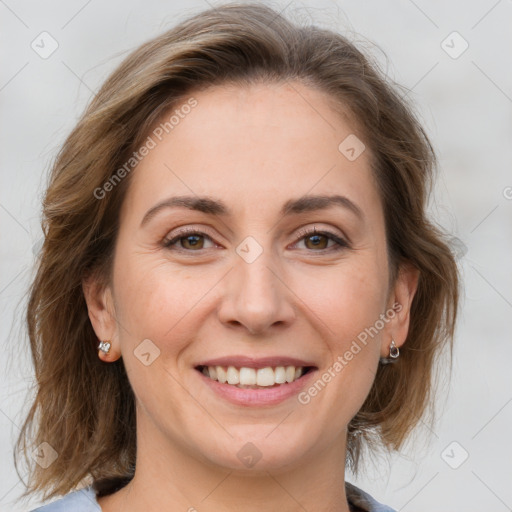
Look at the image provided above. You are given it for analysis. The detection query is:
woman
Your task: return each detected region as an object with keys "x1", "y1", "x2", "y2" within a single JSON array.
[{"x1": 16, "y1": 3, "x2": 459, "y2": 511}]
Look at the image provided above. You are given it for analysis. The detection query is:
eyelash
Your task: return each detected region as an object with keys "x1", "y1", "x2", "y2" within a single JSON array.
[{"x1": 162, "y1": 226, "x2": 350, "y2": 254}]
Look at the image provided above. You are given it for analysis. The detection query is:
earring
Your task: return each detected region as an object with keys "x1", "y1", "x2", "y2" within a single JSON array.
[
  {"x1": 98, "y1": 340, "x2": 111, "y2": 355},
  {"x1": 389, "y1": 339, "x2": 399, "y2": 359},
  {"x1": 379, "y1": 339, "x2": 400, "y2": 364}
]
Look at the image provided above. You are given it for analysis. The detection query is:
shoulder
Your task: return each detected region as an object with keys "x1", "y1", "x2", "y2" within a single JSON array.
[
  {"x1": 346, "y1": 481, "x2": 396, "y2": 512},
  {"x1": 30, "y1": 486, "x2": 101, "y2": 511},
  {"x1": 29, "y1": 481, "x2": 394, "y2": 512}
]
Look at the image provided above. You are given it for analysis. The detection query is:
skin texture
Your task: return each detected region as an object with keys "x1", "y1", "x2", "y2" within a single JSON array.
[{"x1": 83, "y1": 81, "x2": 418, "y2": 512}]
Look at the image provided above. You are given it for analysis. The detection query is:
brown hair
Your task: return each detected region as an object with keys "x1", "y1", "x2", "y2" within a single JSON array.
[{"x1": 15, "y1": 1, "x2": 459, "y2": 502}]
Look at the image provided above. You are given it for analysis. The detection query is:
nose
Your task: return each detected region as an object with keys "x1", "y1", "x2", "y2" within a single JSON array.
[{"x1": 217, "y1": 248, "x2": 296, "y2": 335}]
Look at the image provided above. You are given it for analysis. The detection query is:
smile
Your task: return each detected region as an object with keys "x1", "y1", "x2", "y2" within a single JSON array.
[
  {"x1": 196, "y1": 365, "x2": 315, "y2": 388},
  {"x1": 195, "y1": 364, "x2": 318, "y2": 406}
]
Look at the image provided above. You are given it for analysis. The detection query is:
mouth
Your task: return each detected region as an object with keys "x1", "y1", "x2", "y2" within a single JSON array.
[{"x1": 195, "y1": 364, "x2": 317, "y2": 389}]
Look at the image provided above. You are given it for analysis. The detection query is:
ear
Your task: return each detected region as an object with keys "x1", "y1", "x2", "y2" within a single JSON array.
[
  {"x1": 381, "y1": 262, "x2": 420, "y2": 358},
  {"x1": 82, "y1": 272, "x2": 120, "y2": 361}
]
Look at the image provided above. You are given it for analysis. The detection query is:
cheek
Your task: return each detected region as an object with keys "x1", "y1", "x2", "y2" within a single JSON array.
[
  {"x1": 111, "y1": 255, "x2": 204, "y2": 418},
  {"x1": 291, "y1": 254, "x2": 388, "y2": 409},
  {"x1": 294, "y1": 255, "x2": 389, "y2": 346},
  {"x1": 114, "y1": 258, "x2": 185, "y2": 340},
  {"x1": 112, "y1": 250, "x2": 221, "y2": 365}
]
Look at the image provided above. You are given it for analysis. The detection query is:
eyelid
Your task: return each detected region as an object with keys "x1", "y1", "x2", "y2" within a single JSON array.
[
  {"x1": 163, "y1": 225, "x2": 219, "y2": 249},
  {"x1": 163, "y1": 224, "x2": 350, "y2": 253},
  {"x1": 292, "y1": 226, "x2": 350, "y2": 250}
]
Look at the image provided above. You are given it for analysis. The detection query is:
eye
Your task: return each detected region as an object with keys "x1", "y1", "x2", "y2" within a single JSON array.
[
  {"x1": 162, "y1": 226, "x2": 350, "y2": 253},
  {"x1": 163, "y1": 228, "x2": 217, "y2": 251},
  {"x1": 292, "y1": 226, "x2": 349, "y2": 252}
]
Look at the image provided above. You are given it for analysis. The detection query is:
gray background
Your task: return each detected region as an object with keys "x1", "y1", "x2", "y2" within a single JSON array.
[{"x1": 1, "y1": 0, "x2": 511, "y2": 510}]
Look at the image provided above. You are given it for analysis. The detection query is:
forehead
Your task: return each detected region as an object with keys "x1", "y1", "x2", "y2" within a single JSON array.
[{"x1": 120, "y1": 81, "x2": 379, "y2": 224}]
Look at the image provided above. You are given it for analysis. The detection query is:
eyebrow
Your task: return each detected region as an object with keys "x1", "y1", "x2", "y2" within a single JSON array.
[{"x1": 140, "y1": 193, "x2": 364, "y2": 227}]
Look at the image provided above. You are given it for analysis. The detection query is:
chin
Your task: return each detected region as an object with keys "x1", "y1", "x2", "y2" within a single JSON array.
[{"x1": 192, "y1": 429, "x2": 312, "y2": 473}]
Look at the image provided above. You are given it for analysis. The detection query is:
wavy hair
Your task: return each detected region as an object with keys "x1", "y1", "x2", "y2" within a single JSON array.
[{"x1": 15, "y1": 1, "x2": 459, "y2": 501}]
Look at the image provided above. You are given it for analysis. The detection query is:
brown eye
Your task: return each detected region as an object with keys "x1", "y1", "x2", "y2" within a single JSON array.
[
  {"x1": 179, "y1": 234, "x2": 205, "y2": 250},
  {"x1": 303, "y1": 233, "x2": 330, "y2": 250},
  {"x1": 294, "y1": 227, "x2": 349, "y2": 252},
  {"x1": 163, "y1": 230, "x2": 215, "y2": 251}
]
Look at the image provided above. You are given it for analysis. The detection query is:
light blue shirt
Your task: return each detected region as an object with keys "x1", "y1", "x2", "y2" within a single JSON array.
[{"x1": 31, "y1": 481, "x2": 396, "y2": 511}]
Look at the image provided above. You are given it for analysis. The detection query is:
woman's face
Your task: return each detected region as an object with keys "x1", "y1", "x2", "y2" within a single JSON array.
[{"x1": 86, "y1": 81, "x2": 416, "y2": 473}]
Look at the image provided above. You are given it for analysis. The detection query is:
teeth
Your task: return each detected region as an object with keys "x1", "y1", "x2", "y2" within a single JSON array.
[
  {"x1": 202, "y1": 365, "x2": 307, "y2": 387},
  {"x1": 216, "y1": 366, "x2": 227, "y2": 384},
  {"x1": 256, "y1": 367, "x2": 275, "y2": 386},
  {"x1": 226, "y1": 366, "x2": 240, "y2": 385},
  {"x1": 239, "y1": 367, "x2": 256, "y2": 385},
  {"x1": 274, "y1": 366, "x2": 286, "y2": 383},
  {"x1": 285, "y1": 366, "x2": 295, "y2": 383}
]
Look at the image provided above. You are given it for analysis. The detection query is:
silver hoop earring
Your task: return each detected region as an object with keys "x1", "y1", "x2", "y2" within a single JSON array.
[
  {"x1": 389, "y1": 339, "x2": 399, "y2": 358},
  {"x1": 379, "y1": 339, "x2": 400, "y2": 365},
  {"x1": 98, "y1": 340, "x2": 111, "y2": 355}
]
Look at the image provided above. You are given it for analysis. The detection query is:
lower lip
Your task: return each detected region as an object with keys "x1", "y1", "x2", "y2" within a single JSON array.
[{"x1": 196, "y1": 368, "x2": 318, "y2": 406}]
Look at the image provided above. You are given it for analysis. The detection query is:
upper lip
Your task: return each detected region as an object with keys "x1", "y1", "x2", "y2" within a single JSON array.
[{"x1": 195, "y1": 356, "x2": 318, "y2": 369}]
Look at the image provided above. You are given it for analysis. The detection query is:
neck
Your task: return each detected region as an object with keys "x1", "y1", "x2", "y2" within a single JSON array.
[{"x1": 97, "y1": 417, "x2": 352, "y2": 512}]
